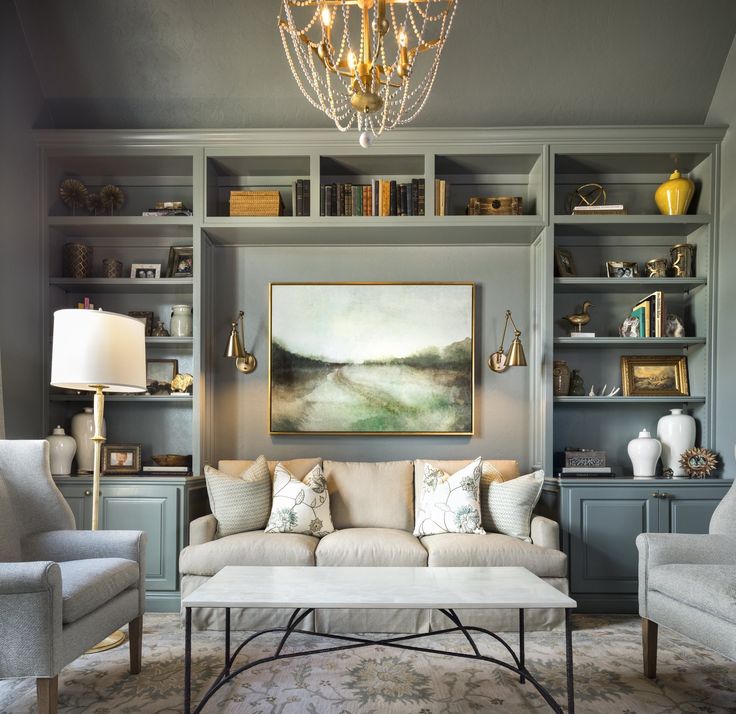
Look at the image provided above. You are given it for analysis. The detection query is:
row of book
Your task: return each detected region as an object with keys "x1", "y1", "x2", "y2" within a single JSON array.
[
  {"x1": 292, "y1": 179, "x2": 310, "y2": 216},
  {"x1": 319, "y1": 179, "x2": 425, "y2": 217},
  {"x1": 632, "y1": 290, "x2": 665, "y2": 337}
]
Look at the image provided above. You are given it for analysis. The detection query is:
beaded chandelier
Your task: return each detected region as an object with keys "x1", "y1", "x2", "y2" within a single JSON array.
[{"x1": 278, "y1": 0, "x2": 458, "y2": 147}]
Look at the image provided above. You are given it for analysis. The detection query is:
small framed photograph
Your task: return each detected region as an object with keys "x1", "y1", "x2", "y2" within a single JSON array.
[
  {"x1": 146, "y1": 358, "x2": 179, "y2": 386},
  {"x1": 128, "y1": 311, "x2": 154, "y2": 336},
  {"x1": 554, "y1": 248, "x2": 577, "y2": 277},
  {"x1": 131, "y1": 263, "x2": 161, "y2": 279},
  {"x1": 102, "y1": 444, "x2": 141, "y2": 474},
  {"x1": 621, "y1": 355, "x2": 690, "y2": 397},
  {"x1": 166, "y1": 246, "x2": 194, "y2": 278},
  {"x1": 606, "y1": 260, "x2": 639, "y2": 278}
]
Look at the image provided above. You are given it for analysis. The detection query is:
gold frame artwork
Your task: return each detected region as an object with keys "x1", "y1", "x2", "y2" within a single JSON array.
[
  {"x1": 101, "y1": 444, "x2": 142, "y2": 475},
  {"x1": 621, "y1": 355, "x2": 690, "y2": 397},
  {"x1": 268, "y1": 282, "x2": 475, "y2": 436}
]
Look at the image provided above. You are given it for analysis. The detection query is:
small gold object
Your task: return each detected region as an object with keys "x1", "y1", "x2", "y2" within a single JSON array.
[
  {"x1": 488, "y1": 309, "x2": 528, "y2": 373},
  {"x1": 679, "y1": 447, "x2": 718, "y2": 478},
  {"x1": 567, "y1": 183, "x2": 606, "y2": 214},
  {"x1": 646, "y1": 258, "x2": 669, "y2": 278},
  {"x1": 171, "y1": 373, "x2": 194, "y2": 394},
  {"x1": 100, "y1": 184, "x2": 125, "y2": 215},
  {"x1": 564, "y1": 301, "x2": 593, "y2": 333},
  {"x1": 59, "y1": 178, "x2": 88, "y2": 215},
  {"x1": 670, "y1": 243, "x2": 695, "y2": 277},
  {"x1": 225, "y1": 311, "x2": 257, "y2": 374}
]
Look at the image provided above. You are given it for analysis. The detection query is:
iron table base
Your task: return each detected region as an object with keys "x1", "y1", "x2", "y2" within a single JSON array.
[{"x1": 184, "y1": 607, "x2": 574, "y2": 713}]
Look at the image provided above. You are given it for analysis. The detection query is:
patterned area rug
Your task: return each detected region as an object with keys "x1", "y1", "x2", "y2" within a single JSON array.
[{"x1": 0, "y1": 614, "x2": 734, "y2": 713}]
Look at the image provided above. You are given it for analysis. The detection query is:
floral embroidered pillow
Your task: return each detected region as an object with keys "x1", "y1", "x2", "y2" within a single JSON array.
[
  {"x1": 265, "y1": 462, "x2": 334, "y2": 537},
  {"x1": 413, "y1": 457, "x2": 485, "y2": 536}
]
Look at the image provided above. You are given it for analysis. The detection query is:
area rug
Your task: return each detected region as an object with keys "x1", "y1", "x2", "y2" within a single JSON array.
[{"x1": 0, "y1": 614, "x2": 734, "y2": 713}]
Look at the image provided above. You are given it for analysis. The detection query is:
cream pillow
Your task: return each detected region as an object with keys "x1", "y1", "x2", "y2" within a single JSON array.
[
  {"x1": 414, "y1": 457, "x2": 485, "y2": 536},
  {"x1": 265, "y1": 462, "x2": 334, "y2": 537},
  {"x1": 204, "y1": 455, "x2": 271, "y2": 537},
  {"x1": 483, "y1": 470, "x2": 545, "y2": 542}
]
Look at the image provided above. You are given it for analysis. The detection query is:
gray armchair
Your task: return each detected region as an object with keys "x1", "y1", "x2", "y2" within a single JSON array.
[
  {"x1": 0, "y1": 440, "x2": 147, "y2": 713},
  {"x1": 637, "y1": 479, "x2": 736, "y2": 677}
]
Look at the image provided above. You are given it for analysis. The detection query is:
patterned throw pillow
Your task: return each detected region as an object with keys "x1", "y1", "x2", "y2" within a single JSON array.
[
  {"x1": 204, "y1": 455, "x2": 271, "y2": 538},
  {"x1": 265, "y1": 463, "x2": 334, "y2": 537},
  {"x1": 483, "y1": 470, "x2": 545, "y2": 542},
  {"x1": 413, "y1": 457, "x2": 485, "y2": 536}
]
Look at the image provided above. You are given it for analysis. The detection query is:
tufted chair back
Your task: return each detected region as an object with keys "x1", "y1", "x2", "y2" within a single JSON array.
[{"x1": 709, "y1": 478, "x2": 736, "y2": 535}]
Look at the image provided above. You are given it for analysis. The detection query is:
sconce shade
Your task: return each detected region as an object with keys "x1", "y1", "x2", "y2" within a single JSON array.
[
  {"x1": 507, "y1": 335, "x2": 527, "y2": 367},
  {"x1": 50, "y1": 309, "x2": 146, "y2": 392},
  {"x1": 224, "y1": 323, "x2": 247, "y2": 358}
]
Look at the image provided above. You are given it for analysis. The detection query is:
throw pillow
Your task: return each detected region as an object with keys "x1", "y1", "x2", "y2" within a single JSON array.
[
  {"x1": 204, "y1": 455, "x2": 271, "y2": 538},
  {"x1": 265, "y1": 462, "x2": 334, "y2": 537},
  {"x1": 413, "y1": 457, "x2": 485, "y2": 536},
  {"x1": 483, "y1": 470, "x2": 545, "y2": 542}
]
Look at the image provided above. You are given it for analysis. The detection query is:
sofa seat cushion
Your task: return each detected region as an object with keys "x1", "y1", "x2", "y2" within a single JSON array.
[
  {"x1": 316, "y1": 528, "x2": 428, "y2": 567},
  {"x1": 422, "y1": 533, "x2": 567, "y2": 578},
  {"x1": 179, "y1": 531, "x2": 318, "y2": 576},
  {"x1": 59, "y1": 557, "x2": 139, "y2": 624},
  {"x1": 649, "y1": 564, "x2": 736, "y2": 625}
]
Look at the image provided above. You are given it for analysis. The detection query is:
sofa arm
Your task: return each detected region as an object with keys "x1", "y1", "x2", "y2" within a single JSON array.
[
  {"x1": 530, "y1": 515, "x2": 560, "y2": 550},
  {"x1": 190, "y1": 514, "x2": 217, "y2": 546},
  {"x1": 23, "y1": 529, "x2": 147, "y2": 565},
  {"x1": 636, "y1": 533, "x2": 736, "y2": 568},
  {"x1": 0, "y1": 562, "x2": 63, "y2": 678}
]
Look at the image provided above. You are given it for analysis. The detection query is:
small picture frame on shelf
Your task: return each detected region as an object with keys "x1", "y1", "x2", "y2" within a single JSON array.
[
  {"x1": 146, "y1": 358, "x2": 179, "y2": 394},
  {"x1": 554, "y1": 248, "x2": 577, "y2": 277},
  {"x1": 606, "y1": 261, "x2": 639, "y2": 278},
  {"x1": 166, "y1": 246, "x2": 194, "y2": 278},
  {"x1": 128, "y1": 311, "x2": 154, "y2": 336},
  {"x1": 131, "y1": 263, "x2": 161, "y2": 279},
  {"x1": 102, "y1": 444, "x2": 141, "y2": 475},
  {"x1": 621, "y1": 355, "x2": 690, "y2": 397}
]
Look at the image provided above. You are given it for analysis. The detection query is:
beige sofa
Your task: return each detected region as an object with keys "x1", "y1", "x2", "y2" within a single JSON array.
[{"x1": 179, "y1": 458, "x2": 568, "y2": 632}]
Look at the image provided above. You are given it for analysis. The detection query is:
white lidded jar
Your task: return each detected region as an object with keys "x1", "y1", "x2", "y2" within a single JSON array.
[
  {"x1": 170, "y1": 304, "x2": 193, "y2": 337},
  {"x1": 71, "y1": 407, "x2": 106, "y2": 473},
  {"x1": 657, "y1": 408, "x2": 696, "y2": 478},
  {"x1": 628, "y1": 428, "x2": 662, "y2": 479},
  {"x1": 46, "y1": 426, "x2": 76, "y2": 475}
]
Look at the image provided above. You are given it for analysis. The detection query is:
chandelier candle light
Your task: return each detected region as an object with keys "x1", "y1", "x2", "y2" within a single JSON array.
[{"x1": 278, "y1": 0, "x2": 458, "y2": 146}]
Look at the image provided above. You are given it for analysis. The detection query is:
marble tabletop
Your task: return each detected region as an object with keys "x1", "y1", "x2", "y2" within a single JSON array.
[{"x1": 182, "y1": 566, "x2": 577, "y2": 610}]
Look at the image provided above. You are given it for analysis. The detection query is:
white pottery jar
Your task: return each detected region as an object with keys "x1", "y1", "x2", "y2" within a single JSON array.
[
  {"x1": 71, "y1": 407, "x2": 106, "y2": 473},
  {"x1": 657, "y1": 408, "x2": 696, "y2": 478},
  {"x1": 46, "y1": 426, "x2": 76, "y2": 475},
  {"x1": 170, "y1": 304, "x2": 193, "y2": 337},
  {"x1": 628, "y1": 428, "x2": 662, "y2": 479}
]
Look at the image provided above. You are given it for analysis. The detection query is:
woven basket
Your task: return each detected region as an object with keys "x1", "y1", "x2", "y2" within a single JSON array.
[
  {"x1": 229, "y1": 190, "x2": 284, "y2": 217},
  {"x1": 467, "y1": 196, "x2": 523, "y2": 216}
]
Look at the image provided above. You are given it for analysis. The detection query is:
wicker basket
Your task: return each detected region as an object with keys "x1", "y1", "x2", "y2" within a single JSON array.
[
  {"x1": 467, "y1": 196, "x2": 523, "y2": 216},
  {"x1": 229, "y1": 190, "x2": 284, "y2": 217}
]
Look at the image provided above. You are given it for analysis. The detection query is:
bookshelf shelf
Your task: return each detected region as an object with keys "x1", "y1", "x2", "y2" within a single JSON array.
[
  {"x1": 553, "y1": 337, "x2": 706, "y2": 348},
  {"x1": 554, "y1": 277, "x2": 706, "y2": 293},
  {"x1": 46, "y1": 216, "x2": 194, "y2": 238},
  {"x1": 552, "y1": 214, "x2": 711, "y2": 237},
  {"x1": 48, "y1": 278, "x2": 193, "y2": 294},
  {"x1": 554, "y1": 396, "x2": 706, "y2": 405},
  {"x1": 49, "y1": 394, "x2": 193, "y2": 403}
]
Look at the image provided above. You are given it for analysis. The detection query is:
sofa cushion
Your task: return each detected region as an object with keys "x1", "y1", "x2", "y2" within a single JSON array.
[
  {"x1": 649, "y1": 564, "x2": 736, "y2": 625},
  {"x1": 316, "y1": 528, "x2": 428, "y2": 567},
  {"x1": 483, "y1": 470, "x2": 545, "y2": 542},
  {"x1": 422, "y1": 533, "x2": 567, "y2": 578},
  {"x1": 204, "y1": 456, "x2": 271, "y2": 537},
  {"x1": 179, "y1": 531, "x2": 318, "y2": 576},
  {"x1": 217, "y1": 458, "x2": 322, "y2": 480},
  {"x1": 324, "y1": 460, "x2": 414, "y2": 531},
  {"x1": 59, "y1": 557, "x2": 139, "y2": 624}
]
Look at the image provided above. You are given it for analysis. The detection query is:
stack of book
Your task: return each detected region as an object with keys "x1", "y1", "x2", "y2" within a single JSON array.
[
  {"x1": 319, "y1": 179, "x2": 425, "y2": 217},
  {"x1": 292, "y1": 179, "x2": 310, "y2": 216},
  {"x1": 434, "y1": 179, "x2": 450, "y2": 216},
  {"x1": 572, "y1": 204, "x2": 627, "y2": 216},
  {"x1": 558, "y1": 466, "x2": 614, "y2": 478},
  {"x1": 142, "y1": 201, "x2": 193, "y2": 217},
  {"x1": 141, "y1": 465, "x2": 192, "y2": 476},
  {"x1": 632, "y1": 290, "x2": 665, "y2": 337}
]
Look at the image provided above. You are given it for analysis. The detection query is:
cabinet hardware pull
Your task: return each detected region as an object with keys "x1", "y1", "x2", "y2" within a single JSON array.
[
  {"x1": 651, "y1": 491, "x2": 661, "y2": 498},
  {"x1": 84, "y1": 490, "x2": 92, "y2": 496}
]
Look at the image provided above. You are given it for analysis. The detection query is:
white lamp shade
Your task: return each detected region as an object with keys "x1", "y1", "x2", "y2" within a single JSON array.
[{"x1": 51, "y1": 309, "x2": 146, "y2": 393}]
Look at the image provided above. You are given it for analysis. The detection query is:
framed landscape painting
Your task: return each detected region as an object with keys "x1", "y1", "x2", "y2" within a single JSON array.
[{"x1": 269, "y1": 282, "x2": 475, "y2": 435}]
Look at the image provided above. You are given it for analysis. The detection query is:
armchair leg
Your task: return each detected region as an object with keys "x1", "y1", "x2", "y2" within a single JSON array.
[
  {"x1": 36, "y1": 676, "x2": 58, "y2": 714},
  {"x1": 642, "y1": 618, "x2": 658, "y2": 679},
  {"x1": 129, "y1": 615, "x2": 143, "y2": 674}
]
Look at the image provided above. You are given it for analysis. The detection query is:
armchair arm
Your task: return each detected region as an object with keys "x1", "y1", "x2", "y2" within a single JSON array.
[
  {"x1": 190, "y1": 514, "x2": 217, "y2": 546},
  {"x1": 0, "y1": 562, "x2": 63, "y2": 678},
  {"x1": 530, "y1": 515, "x2": 560, "y2": 550},
  {"x1": 22, "y1": 529, "x2": 146, "y2": 565}
]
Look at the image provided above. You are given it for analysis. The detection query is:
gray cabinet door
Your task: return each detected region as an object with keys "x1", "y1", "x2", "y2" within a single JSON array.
[
  {"x1": 568, "y1": 486, "x2": 659, "y2": 594},
  {"x1": 658, "y1": 485, "x2": 727, "y2": 534},
  {"x1": 99, "y1": 484, "x2": 179, "y2": 591},
  {"x1": 58, "y1": 483, "x2": 93, "y2": 530}
]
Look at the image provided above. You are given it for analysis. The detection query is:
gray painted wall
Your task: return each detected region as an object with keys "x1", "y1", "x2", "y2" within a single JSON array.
[
  {"x1": 212, "y1": 245, "x2": 533, "y2": 469},
  {"x1": 707, "y1": 35, "x2": 736, "y2": 477},
  {"x1": 0, "y1": 0, "x2": 47, "y2": 437}
]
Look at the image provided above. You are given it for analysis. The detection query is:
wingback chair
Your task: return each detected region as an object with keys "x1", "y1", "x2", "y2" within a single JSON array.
[
  {"x1": 0, "y1": 440, "x2": 147, "y2": 713},
  {"x1": 637, "y1": 479, "x2": 736, "y2": 677}
]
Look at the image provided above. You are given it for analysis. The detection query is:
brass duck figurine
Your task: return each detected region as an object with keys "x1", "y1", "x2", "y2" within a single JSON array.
[{"x1": 565, "y1": 300, "x2": 593, "y2": 333}]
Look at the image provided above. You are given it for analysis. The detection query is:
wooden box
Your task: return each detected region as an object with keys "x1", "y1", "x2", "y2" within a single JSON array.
[
  {"x1": 229, "y1": 190, "x2": 284, "y2": 217},
  {"x1": 467, "y1": 196, "x2": 523, "y2": 216}
]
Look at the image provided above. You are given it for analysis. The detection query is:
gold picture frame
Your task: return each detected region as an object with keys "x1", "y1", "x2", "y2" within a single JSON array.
[
  {"x1": 554, "y1": 248, "x2": 577, "y2": 277},
  {"x1": 101, "y1": 444, "x2": 141, "y2": 475},
  {"x1": 621, "y1": 355, "x2": 690, "y2": 397},
  {"x1": 268, "y1": 282, "x2": 475, "y2": 436}
]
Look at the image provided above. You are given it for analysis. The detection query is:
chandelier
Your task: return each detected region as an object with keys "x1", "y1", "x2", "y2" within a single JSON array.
[{"x1": 278, "y1": 0, "x2": 458, "y2": 147}]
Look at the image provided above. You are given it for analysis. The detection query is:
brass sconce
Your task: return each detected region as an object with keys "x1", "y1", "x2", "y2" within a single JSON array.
[
  {"x1": 224, "y1": 311, "x2": 257, "y2": 374},
  {"x1": 488, "y1": 310, "x2": 528, "y2": 373}
]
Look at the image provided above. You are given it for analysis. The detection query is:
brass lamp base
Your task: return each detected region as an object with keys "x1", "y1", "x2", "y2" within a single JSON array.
[{"x1": 86, "y1": 629, "x2": 126, "y2": 654}]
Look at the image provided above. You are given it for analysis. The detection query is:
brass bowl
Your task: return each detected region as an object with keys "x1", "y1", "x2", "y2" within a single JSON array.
[{"x1": 152, "y1": 454, "x2": 189, "y2": 467}]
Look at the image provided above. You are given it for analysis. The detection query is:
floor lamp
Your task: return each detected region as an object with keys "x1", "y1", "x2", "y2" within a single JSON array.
[{"x1": 50, "y1": 309, "x2": 146, "y2": 650}]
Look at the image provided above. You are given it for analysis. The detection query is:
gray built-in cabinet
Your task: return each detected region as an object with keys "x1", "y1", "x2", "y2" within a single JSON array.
[{"x1": 37, "y1": 127, "x2": 729, "y2": 611}]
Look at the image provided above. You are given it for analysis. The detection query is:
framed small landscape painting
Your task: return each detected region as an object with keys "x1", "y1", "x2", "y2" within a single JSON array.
[{"x1": 269, "y1": 282, "x2": 475, "y2": 435}]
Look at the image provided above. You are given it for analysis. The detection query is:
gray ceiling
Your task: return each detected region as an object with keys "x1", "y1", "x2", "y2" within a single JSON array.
[{"x1": 13, "y1": 0, "x2": 736, "y2": 130}]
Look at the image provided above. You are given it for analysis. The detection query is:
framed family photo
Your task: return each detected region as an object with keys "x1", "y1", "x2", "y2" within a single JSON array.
[{"x1": 101, "y1": 444, "x2": 141, "y2": 474}]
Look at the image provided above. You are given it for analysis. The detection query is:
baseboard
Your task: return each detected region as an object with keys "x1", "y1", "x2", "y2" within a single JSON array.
[
  {"x1": 571, "y1": 594, "x2": 638, "y2": 614},
  {"x1": 146, "y1": 591, "x2": 181, "y2": 613}
]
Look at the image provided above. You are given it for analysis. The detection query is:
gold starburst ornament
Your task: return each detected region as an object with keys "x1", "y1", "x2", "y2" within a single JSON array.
[
  {"x1": 679, "y1": 447, "x2": 718, "y2": 478},
  {"x1": 59, "y1": 178, "x2": 88, "y2": 215},
  {"x1": 100, "y1": 184, "x2": 125, "y2": 215}
]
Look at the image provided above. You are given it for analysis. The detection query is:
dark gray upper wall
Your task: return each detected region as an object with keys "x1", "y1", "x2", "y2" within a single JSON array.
[{"x1": 14, "y1": 0, "x2": 736, "y2": 130}]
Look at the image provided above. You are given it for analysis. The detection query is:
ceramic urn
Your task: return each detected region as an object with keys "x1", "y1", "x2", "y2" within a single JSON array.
[
  {"x1": 46, "y1": 425, "x2": 76, "y2": 475},
  {"x1": 71, "y1": 407, "x2": 106, "y2": 473},
  {"x1": 657, "y1": 408, "x2": 696, "y2": 477},
  {"x1": 655, "y1": 170, "x2": 694, "y2": 215},
  {"x1": 628, "y1": 428, "x2": 662, "y2": 479}
]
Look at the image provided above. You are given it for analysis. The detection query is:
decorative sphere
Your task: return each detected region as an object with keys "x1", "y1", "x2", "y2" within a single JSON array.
[{"x1": 359, "y1": 131, "x2": 374, "y2": 149}]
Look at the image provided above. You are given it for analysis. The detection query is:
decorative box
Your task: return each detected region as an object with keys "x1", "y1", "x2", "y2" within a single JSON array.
[
  {"x1": 565, "y1": 449, "x2": 607, "y2": 468},
  {"x1": 467, "y1": 196, "x2": 523, "y2": 216}
]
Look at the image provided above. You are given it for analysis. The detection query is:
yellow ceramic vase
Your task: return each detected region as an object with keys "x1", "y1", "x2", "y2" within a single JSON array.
[{"x1": 655, "y1": 169, "x2": 694, "y2": 215}]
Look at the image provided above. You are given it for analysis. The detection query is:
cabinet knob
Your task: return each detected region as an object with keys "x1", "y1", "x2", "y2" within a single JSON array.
[
  {"x1": 651, "y1": 491, "x2": 661, "y2": 498},
  {"x1": 660, "y1": 491, "x2": 673, "y2": 499},
  {"x1": 84, "y1": 490, "x2": 92, "y2": 496}
]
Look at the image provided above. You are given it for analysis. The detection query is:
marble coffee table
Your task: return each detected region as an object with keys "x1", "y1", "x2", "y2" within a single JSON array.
[{"x1": 182, "y1": 565, "x2": 576, "y2": 713}]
